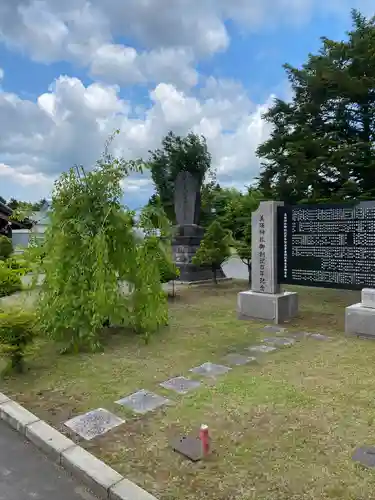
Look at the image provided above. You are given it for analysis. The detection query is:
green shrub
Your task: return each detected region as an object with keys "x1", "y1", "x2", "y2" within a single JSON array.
[
  {"x1": 144, "y1": 237, "x2": 180, "y2": 283},
  {"x1": 159, "y1": 256, "x2": 180, "y2": 283},
  {"x1": 0, "y1": 309, "x2": 36, "y2": 374},
  {"x1": 6, "y1": 257, "x2": 32, "y2": 275},
  {"x1": 0, "y1": 262, "x2": 22, "y2": 297},
  {"x1": 0, "y1": 235, "x2": 13, "y2": 260}
]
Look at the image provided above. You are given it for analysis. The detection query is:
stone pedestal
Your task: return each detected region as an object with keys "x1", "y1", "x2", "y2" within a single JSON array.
[
  {"x1": 238, "y1": 290, "x2": 298, "y2": 323},
  {"x1": 345, "y1": 288, "x2": 375, "y2": 338},
  {"x1": 172, "y1": 224, "x2": 225, "y2": 283},
  {"x1": 237, "y1": 201, "x2": 298, "y2": 324}
]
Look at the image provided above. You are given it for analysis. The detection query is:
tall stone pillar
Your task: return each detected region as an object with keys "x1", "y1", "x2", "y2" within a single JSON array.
[{"x1": 237, "y1": 201, "x2": 298, "y2": 324}]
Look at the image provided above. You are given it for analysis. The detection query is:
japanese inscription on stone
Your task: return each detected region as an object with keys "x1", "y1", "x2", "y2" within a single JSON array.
[
  {"x1": 278, "y1": 201, "x2": 375, "y2": 290},
  {"x1": 258, "y1": 214, "x2": 266, "y2": 292},
  {"x1": 252, "y1": 201, "x2": 281, "y2": 294}
]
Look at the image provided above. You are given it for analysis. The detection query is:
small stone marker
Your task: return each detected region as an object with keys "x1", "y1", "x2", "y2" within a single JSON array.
[
  {"x1": 223, "y1": 354, "x2": 257, "y2": 366},
  {"x1": 160, "y1": 376, "x2": 201, "y2": 394},
  {"x1": 262, "y1": 337, "x2": 295, "y2": 347},
  {"x1": 64, "y1": 408, "x2": 124, "y2": 441},
  {"x1": 247, "y1": 345, "x2": 277, "y2": 354},
  {"x1": 170, "y1": 431, "x2": 212, "y2": 462},
  {"x1": 263, "y1": 325, "x2": 287, "y2": 333},
  {"x1": 116, "y1": 390, "x2": 170, "y2": 414},
  {"x1": 190, "y1": 362, "x2": 231, "y2": 377},
  {"x1": 352, "y1": 446, "x2": 375, "y2": 467},
  {"x1": 309, "y1": 333, "x2": 332, "y2": 341}
]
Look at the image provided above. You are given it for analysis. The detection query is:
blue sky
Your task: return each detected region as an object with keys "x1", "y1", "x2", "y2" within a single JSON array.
[{"x1": 0, "y1": 1, "x2": 370, "y2": 209}]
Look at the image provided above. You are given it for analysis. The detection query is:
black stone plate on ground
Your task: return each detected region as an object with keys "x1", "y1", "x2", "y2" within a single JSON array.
[
  {"x1": 352, "y1": 446, "x2": 375, "y2": 467},
  {"x1": 170, "y1": 434, "x2": 213, "y2": 462}
]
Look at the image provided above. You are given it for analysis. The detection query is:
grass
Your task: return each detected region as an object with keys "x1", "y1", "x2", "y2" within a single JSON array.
[{"x1": 2, "y1": 281, "x2": 375, "y2": 500}]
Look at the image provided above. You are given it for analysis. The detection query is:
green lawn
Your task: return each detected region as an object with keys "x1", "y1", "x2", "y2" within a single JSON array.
[{"x1": 2, "y1": 281, "x2": 375, "y2": 500}]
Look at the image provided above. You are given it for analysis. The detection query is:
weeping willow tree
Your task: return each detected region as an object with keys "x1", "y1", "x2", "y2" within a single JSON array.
[{"x1": 37, "y1": 135, "x2": 169, "y2": 353}]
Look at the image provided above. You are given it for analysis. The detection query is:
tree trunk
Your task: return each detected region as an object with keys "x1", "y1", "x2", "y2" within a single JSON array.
[{"x1": 247, "y1": 260, "x2": 251, "y2": 286}]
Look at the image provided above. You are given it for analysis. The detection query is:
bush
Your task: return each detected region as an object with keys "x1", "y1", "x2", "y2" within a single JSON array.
[
  {"x1": 144, "y1": 237, "x2": 179, "y2": 283},
  {"x1": 0, "y1": 235, "x2": 13, "y2": 260},
  {"x1": 0, "y1": 309, "x2": 36, "y2": 374},
  {"x1": 6, "y1": 257, "x2": 32, "y2": 275},
  {"x1": 0, "y1": 262, "x2": 22, "y2": 297}
]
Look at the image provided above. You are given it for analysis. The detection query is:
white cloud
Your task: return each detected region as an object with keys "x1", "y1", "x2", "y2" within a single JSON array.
[
  {"x1": 0, "y1": 0, "x2": 369, "y2": 204},
  {"x1": 0, "y1": 75, "x2": 274, "y2": 203},
  {"x1": 0, "y1": 0, "x2": 368, "y2": 90}
]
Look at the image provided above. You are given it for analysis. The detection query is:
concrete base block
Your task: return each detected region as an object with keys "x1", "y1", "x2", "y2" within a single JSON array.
[
  {"x1": 361, "y1": 289, "x2": 375, "y2": 309},
  {"x1": 345, "y1": 303, "x2": 375, "y2": 337},
  {"x1": 237, "y1": 290, "x2": 298, "y2": 324}
]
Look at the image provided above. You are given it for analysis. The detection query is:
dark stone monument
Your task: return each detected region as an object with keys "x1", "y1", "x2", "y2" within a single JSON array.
[{"x1": 172, "y1": 170, "x2": 226, "y2": 282}]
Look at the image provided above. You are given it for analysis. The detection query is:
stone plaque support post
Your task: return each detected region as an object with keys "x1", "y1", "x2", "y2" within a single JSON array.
[{"x1": 237, "y1": 201, "x2": 299, "y2": 324}]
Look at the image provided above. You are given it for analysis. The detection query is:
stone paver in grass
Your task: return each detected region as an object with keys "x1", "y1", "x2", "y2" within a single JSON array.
[
  {"x1": 247, "y1": 345, "x2": 277, "y2": 354},
  {"x1": 190, "y1": 362, "x2": 231, "y2": 377},
  {"x1": 64, "y1": 408, "x2": 124, "y2": 441},
  {"x1": 309, "y1": 333, "x2": 332, "y2": 341},
  {"x1": 289, "y1": 331, "x2": 311, "y2": 340},
  {"x1": 262, "y1": 337, "x2": 295, "y2": 347},
  {"x1": 352, "y1": 446, "x2": 375, "y2": 468},
  {"x1": 263, "y1": 325, "x2": 287, "y2": 333},
  {"x1": 160, "y1": 376, "x2": 201, "y2": 395},
  {"x1": 223, "y1": 353, "x2": 257, "y2": 366},
  {"x1": 116, "y1": 390, "x2": 170, "y2": 414}
]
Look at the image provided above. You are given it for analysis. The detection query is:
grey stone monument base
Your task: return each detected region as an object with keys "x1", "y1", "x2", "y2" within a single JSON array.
[
  {"x1": 345, "y1": 289, "x2": 375, "y2": 338},
  {"x1": 172, "y1": 224, "x2": 225, "y2": 283},
  {"x1": 237, "y1": 290, "x2": 299, "y2": 324}
]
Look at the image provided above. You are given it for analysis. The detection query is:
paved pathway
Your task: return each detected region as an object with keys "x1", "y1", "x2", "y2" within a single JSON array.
[{"x1": 0, "y1": 420, "x2": 96, "y2": 500}]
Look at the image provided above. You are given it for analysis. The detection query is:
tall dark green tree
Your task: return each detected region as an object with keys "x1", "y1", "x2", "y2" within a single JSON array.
[
  {"x1": 257, "y1": 10, "x2": 375, "y2": 204},
  {"x1": 147, "y1": 131, "x2": 213, "y2": 223}
]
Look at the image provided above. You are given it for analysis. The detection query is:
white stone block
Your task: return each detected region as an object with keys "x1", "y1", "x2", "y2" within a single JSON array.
[
  {"x1": 345, "y1": 302, "x2": 375, "y2": 337},
  {"x1": 238, "y1": 290, "x2": 298, "y2": 323},
  {"x1": 0, "y1": 401, "x2": 40, "y2": 432},
  {"x1": 26, "y1": 420, "x2": 75, "y2": 461},
  {"x1": 61, "y1": 445, "x2": 123, "y2": 498},
  {"x1": 361, "y1": 288, "x2": 375, "y2": 309},
  {"x1": 109, "y1": 478, "x2": 158, "y2": 500}
]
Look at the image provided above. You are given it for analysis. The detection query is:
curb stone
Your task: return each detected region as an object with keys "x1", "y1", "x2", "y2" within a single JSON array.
[{"x1": 0, "y1": 392, "x2": 159, "y2": 500}]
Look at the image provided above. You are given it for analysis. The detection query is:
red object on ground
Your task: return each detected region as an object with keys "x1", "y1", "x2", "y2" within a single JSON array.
[{"x1": 199, "y1": 424, "x2": 210, "y2": 456}]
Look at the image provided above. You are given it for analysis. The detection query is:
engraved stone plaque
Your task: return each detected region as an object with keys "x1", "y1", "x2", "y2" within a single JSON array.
[
  {"x1": 174, "y1": 171, "x2": 200, "y2": 226},
  {"x1": 277, "y1": 201, "x2": 375, "y2": 290}
]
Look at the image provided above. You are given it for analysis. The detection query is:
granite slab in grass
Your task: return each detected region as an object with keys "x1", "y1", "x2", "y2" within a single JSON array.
[
  {"x1": 116, "y1": 390, "x2": 170, "y2": 414},
  {"x1": 160, "y1": 376, "x2": 201, "y2": 395},
  {"x1": 65, "y1": 408, "x2": 124, "y2": 440},
  {"x1": 190, "y1": 362, "x2": 231, "y2": 377}
]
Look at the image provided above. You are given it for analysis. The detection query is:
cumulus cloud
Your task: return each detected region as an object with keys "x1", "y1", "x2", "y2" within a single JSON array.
[
  {"x1": 0, "y1": 0, "x2": 369, "y2": 203},
  {"x1": 0, "y1": 0, "x2": 368, "y2": 89},
  {"x1": 0, "y1": 74, "x2": 273, "y2": 202}
]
